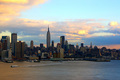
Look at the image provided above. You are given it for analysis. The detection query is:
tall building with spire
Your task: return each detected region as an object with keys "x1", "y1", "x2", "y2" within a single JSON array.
[{"x1": 46, "y1": 27, "x2": 50, "y2": 48}]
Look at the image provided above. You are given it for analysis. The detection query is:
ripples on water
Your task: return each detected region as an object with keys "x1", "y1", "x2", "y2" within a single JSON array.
[{"x1": 0, "y1": 60, "x2": 120, "y2": 80}]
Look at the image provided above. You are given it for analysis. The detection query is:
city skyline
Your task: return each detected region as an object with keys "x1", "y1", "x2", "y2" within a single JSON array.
[{"x1": 0, "y1": 0, "x2": 120, "y2": 49}]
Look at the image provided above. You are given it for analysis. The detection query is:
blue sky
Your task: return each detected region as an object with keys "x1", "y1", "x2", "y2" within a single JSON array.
[
  {"x1": 20, "y1": 0, "x2": 120, "y2": 21},
  {"x1": 0, "y1": 0, "x2": 120, "y2": 49}
]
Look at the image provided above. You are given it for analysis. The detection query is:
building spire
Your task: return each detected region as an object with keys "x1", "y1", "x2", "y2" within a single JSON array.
[{"x1": 48, "y1": 25, "x2": 49, "y2": 32}]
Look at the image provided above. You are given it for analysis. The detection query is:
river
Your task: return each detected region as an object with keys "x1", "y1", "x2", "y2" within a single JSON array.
[{"x1": 0, "y1": 60, "x2": 120, "y2": 80}]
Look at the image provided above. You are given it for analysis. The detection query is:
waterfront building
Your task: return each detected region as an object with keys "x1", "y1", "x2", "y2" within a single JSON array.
[
  {"x1": 60, "y1": 48, "x2": 64, "y2": 58},
  {"x1": 1, "y1": 49, "x2": 12, "y2": 60},
  {"x1": 46, "y1": 27, "x2": 50, "y2": 48},
  {"x1": 1, "y1": 50, "x2": 7, "y2": 60},
  {"x1": 60, "y1": 36, "x2": 65, "y2": 48},
  {"x1": 41, "y1": 52, "x2": 49, "y2": 59},
  {"x1": 11, "y1": 33, "x2": 17, "y2": 56},
  {"x1": 30, "y1": 40, "x2": 34, "y2": 49},
  {"x1": 15, "y1": 41, "x2": 25, "y2": 59}
]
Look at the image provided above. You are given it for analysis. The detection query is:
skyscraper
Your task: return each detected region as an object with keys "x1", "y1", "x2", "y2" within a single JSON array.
[
  {"x1": 40, "y1": 43, "x2": 43, "y2": 48},
  {"x1": 1, "y1": 36, "x2": 10, "y2": 50},
  {"x1": 47, "y1": 27, "x2": 50, "y2": 48},
  {"x1": 11, "y1": 33, "x2": 17, "y2": 56},
  {"x1": 60, "y1": 36, "x2": 65, "y2": 48},
  {"x1": 15, "y1": 41, "x2": 25, "y2": 59},
  {"x1": 1, "y1": 36, "x2": 7, "y2": 50},
  {"x1": 52, "y1": 40, "x2": 54, "y2": 48},
  {"x1": 30, "y1": 40, "x2": 33, "y2": 49},
  {"x1": 64, "y1": 40, "x2": 68, "y2": 52},
  {"x1": 6, "y1": 36, "x2": 10, "y2": 49},
  {"x1": 81, "y1": 43, "x2": 84, "y2": 47}
]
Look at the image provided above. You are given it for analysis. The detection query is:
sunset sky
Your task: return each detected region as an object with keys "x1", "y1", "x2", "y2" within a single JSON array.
[{"x1": 0, "y1": 0, "x2": 120, "y2": 49}]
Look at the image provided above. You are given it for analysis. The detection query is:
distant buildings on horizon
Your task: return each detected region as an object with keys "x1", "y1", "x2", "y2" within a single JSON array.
[{"x1": 0, "y1": 27, "x2": 120, "y2": 61}]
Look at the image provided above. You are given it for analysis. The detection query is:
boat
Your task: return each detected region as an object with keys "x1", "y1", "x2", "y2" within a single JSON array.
[{"x1": 11, "y1": 65, "x2": 19, "y2": 68}]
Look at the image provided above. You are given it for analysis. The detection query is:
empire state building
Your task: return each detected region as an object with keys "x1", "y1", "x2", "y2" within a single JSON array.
[{"x1": 47, "y1": 27, "x2": 50, "y2": 48}]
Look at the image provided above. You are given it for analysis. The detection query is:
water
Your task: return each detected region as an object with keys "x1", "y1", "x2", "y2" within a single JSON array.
[{"x1": 0, "y1": 60, "x2": 120, "y2": 80}]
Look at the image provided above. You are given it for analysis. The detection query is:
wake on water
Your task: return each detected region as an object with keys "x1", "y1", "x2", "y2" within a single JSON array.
[{"x1": 11, "y1": 63, "x2": 62, "y2": 68}]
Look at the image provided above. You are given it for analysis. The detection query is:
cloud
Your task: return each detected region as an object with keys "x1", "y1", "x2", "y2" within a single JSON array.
[
  {"x1": 78, "y1": 30, "x2": 88, "y2": 35},
  {"x1": 19, "y1": 18, "x2": 54, "y2": 27},
  {"x1": 0, "y1": 30, "x2": 11, "y2": 42},
  {"x1": 0, "y1": 0, "x2": 28, "y2": 4},
  {"x1": 0, "y1": 0, "x2": 47, "y2": 25},
  {"x1": 0, "y1": 18, "x2": 120, "y2": 47},
  {"x1": 1, "y1": 0, "x2": 120, "y2": 47},
  {"x1": 90, "y1": 32, "x2": 118, "y2": 37},
  {"x1": 109, "y1": 21, "x2": 119, "y2": 26}
]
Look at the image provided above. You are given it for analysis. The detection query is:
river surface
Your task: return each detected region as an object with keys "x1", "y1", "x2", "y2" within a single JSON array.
[{"x1": 0, "y1": 60, "x2": 120, "y2": 80}]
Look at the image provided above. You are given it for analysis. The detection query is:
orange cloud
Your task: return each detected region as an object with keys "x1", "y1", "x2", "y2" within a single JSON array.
[
  {"x1": 20, "y1": 18, "x2": 54, "y2": 27},
  {"x1": 0, "y1": 0, "x2": 47, "y2": 25},
  {"x1": 0, "y1": 0, "x2": 28, "y2": 4}
]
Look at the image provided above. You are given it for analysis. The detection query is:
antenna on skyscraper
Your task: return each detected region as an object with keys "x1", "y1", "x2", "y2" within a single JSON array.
[{"x1": 48, "y1": 25, "x2": 49, "y2": 31}]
